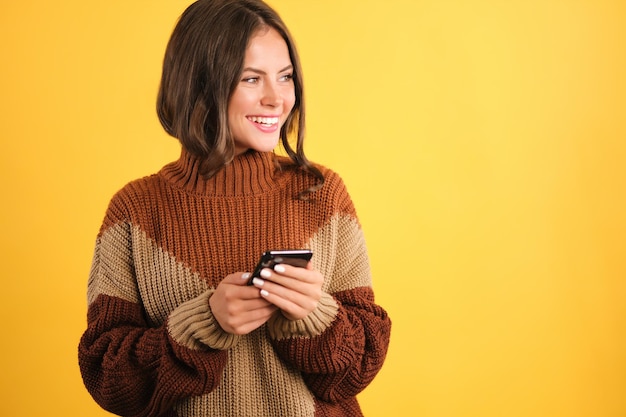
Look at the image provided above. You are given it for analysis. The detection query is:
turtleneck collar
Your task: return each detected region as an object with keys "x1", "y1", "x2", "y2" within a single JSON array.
[{"x1": 159, "y1": 149, "x2": 280, "y2": 197}]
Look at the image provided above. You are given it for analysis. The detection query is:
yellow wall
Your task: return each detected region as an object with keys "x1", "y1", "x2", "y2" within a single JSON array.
[{"x1": 1, "y1": 1, "x2": 625, "y2": 416}]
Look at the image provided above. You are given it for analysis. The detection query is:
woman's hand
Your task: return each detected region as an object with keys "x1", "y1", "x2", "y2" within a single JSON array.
[
  {"x1": 209, "y1": 272, "x2": 278, "y2": 335},
  {"x1": 251, "y1": 262, "x2": 324, "y2": 321}
]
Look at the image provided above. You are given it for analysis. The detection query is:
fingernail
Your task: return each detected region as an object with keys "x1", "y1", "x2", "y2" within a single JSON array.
[
  {"x1": 252, "y1": 278, "x2": 265, "y2": 286},
  {"x1": 260, "y1": 269, "x2": 272, "y2": 279},
  {"x1": 274, "y1": 264, "x2": 286, "y2": 273},
  {"x1": 242, "y1": 273, "x2": 251, "y2": 280},
  {"x1": 260, "y1": 289, "x2": 269, "y2": 297}
]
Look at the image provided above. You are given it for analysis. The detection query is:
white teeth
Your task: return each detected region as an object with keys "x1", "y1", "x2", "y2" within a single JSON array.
[{"x1": 248, "y1": 116, "x2": 279, "y2": 125}]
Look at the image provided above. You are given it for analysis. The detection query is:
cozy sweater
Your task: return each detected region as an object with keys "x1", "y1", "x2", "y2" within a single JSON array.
[{"x1": 78, "y1": 149, "x2": 391, "y2": 417}]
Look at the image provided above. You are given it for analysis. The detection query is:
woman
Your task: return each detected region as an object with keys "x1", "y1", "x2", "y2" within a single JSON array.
[{"x1": 78, "y1": 1, "x2": 391, "y2": 416}]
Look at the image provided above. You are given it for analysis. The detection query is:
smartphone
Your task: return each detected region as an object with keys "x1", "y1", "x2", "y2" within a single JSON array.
[{"x1": 248, "y1": 249, "x2": 313, "y2": 285}]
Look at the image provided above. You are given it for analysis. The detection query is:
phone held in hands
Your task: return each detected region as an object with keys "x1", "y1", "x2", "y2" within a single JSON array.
[{"x1": 247, "y1": 249, "x2": 313, "y2": 285}]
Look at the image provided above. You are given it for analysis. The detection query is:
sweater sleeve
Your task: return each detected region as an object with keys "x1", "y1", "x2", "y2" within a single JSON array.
[
  {"x1": 78, "y1": 213, "x2": 230, "y2": 417},
  {"x1": 267, "y1": 287, "x2": 390, "y2": 403},
  {"x1": 266, "y1": 175, "x2": 392, "y2": 404}
]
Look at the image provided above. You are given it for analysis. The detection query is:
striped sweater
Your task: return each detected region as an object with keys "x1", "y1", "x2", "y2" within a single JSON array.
[{"x1": 78, "y1": 149, "x2": 391, "y2": 417}]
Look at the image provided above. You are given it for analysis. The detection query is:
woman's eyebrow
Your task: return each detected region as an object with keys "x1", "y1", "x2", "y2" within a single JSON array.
[{"x1": 242, "y1": 64, "x2": 293, "y2": 74}]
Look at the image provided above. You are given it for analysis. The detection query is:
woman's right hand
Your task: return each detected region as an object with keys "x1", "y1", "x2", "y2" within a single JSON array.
[{"x1": 208, "y1": 272, "x2": 278, "y2": 335}]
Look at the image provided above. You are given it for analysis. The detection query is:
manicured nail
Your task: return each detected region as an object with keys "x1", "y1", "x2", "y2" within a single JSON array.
[
  {"x1": 260, "y1": 269, "x2": 272, "y2": 279},
  {"x1": 242, "y1": 273, "x2": 251, "y2": 280},
  {"x1": 252, "y1": 278, "x2": 264, "y2": 286},
  {"x1": 260, "y1": 289, "x2": 269, "y2": 297},
  {"x1": 274, "y1": 264, "x2": 286, "y2": 273}
]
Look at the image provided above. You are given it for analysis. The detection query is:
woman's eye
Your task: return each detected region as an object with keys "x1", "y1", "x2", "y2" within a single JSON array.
[
  {"x1": 280, "y1": 73, "x2": 293, "y2": 82},
  {"x1": 242, "y1": 77, "x2": 258, "y2": 84}
]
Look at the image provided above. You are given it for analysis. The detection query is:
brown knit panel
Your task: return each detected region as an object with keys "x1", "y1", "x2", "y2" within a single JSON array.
[
  {"x1": 119, "y1": 185, "x2": 329, "y2": 288},
  {"x1": 96, "y1": 152, "x2": 358, "y2": 290}
]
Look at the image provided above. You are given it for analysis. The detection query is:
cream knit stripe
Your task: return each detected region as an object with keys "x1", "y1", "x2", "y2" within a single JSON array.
[
  {"x1": 174, "y1": 330, "x2": 315, "y2": 417},
  {"x1": 88, "y1": 221, "x2": 140, "y2": 306},
  {"x1": 167, "y1": 289, "x2": 241, "y2": 351},
  {"x1": 131, "y1": 223, "x2": 211, "y2": 327},
  {"x1": 309, "y1": 213, "x2": 372, "y2": 294}
]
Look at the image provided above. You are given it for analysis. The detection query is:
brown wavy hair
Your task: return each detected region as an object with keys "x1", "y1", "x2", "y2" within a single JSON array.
[{"x1": 157, "y1": 0, "x2": 324, "y2": 198}]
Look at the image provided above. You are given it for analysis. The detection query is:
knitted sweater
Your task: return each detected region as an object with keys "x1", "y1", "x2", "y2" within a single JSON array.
[{"x1": 78, "y1": 149, "x2": 391, "y2": 417}]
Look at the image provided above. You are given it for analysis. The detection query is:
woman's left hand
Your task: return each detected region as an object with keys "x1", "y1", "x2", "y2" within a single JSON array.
[{"x1": 250, "y1": 262, "x2": 323, "y2": 321}]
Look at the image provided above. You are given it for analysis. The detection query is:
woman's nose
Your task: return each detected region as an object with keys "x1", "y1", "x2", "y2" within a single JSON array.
[{"x1": 261, "y1": 82, "x2": 282, "y2": 107}]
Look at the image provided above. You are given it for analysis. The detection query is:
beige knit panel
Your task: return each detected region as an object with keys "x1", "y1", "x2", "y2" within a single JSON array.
[
  {"x1": 131, "y1": 225, "x2": 210, "y2": 327},
  {"x1": 89, "y1": 222, "x2": 210, "y2": 327},
  {"x1": 174, "y1": 329, "x2": 315, "y2": 417},
  {"x1": 88, "y1": 222, "x2": 141, "y2": 306},
  {"x1": 309, "y1": 213, "x2": 372, "y2": 294}
]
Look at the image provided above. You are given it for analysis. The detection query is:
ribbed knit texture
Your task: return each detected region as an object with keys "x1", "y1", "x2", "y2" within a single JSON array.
[{"x1": 78, "y1": 149, "x2": 391, "y2": 417}]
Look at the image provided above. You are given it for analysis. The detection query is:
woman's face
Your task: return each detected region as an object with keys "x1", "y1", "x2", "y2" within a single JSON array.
[{"x1": 228, "y1": 27, "x2": 296, "y2": 155}]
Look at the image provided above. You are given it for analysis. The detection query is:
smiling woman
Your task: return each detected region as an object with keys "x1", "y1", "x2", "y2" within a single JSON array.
[
  {"x1": 76, "y1": 1, "x2": 391, "y2": 416},
  {"x1": 155, "y1": 0, "x2": 319, "y2": 187}
]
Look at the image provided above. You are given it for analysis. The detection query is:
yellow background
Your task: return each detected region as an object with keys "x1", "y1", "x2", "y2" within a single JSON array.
[{"x1": 1, "y1": 0, "x2": 625, "y2": 416}]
